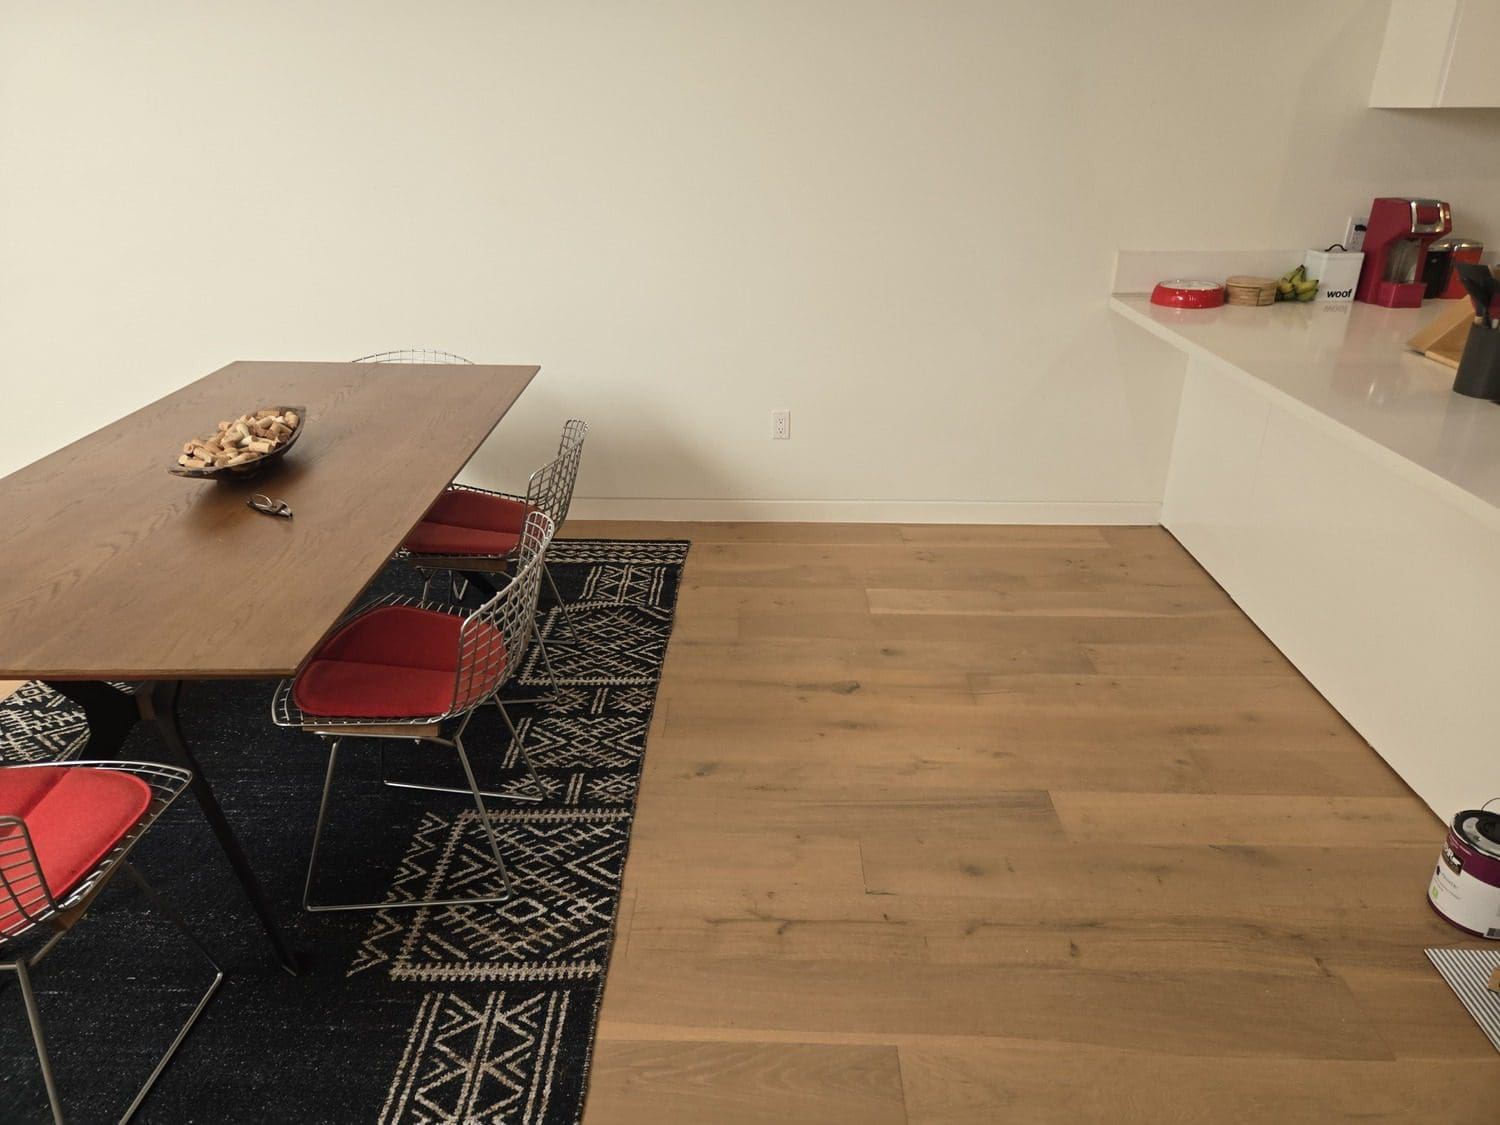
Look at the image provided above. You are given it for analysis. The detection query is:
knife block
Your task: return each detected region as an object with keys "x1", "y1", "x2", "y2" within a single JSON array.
[{"x1": 1452, "y1": 324, "x2": 1500, "y2": 400}]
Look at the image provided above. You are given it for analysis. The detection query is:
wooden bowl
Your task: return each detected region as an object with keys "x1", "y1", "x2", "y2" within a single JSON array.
[
  {"x1": 168, "y1": 406, "x2": 307, "y2": 480},
  {"x1": 1224, "y1": 276, "x2": 1279, "y2": 307}
]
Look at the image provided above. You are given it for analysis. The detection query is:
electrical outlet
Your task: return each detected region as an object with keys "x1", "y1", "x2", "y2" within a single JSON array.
[
  {"x1": 1343, "y1": 215, "x2": 1368, "y2": 252},
  {"x1": 772, "y1": 410, "x2": 791, "y2": 440}
]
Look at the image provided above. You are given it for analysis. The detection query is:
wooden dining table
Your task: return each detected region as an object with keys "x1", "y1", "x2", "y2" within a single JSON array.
[{"x1": 0, "y1": 360, "x2": 538, "y2": 972}]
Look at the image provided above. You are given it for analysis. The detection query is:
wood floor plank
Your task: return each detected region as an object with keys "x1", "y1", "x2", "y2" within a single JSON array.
[
  {"x1": 661, "y1": 647, "x2": 979, "y2": 697},
  {"x1": 598, "y1": 956, "x2": 1393, "y2": 1060},
  {"x1": 621, "y1": 826, "x2": 865, "y2": 894},
  {"x1": 666, "y1": 635, "x2": 1096, "y2": 679},
  {"x1": 868, "y1": 585, "x2": 1238, "y2": 618},
  {"x1": 663, "y1": 611, "x2": 741, "y2": 643},
  {"x1": 1329, "y1": 967, "x2": 1498, "y2": 1059},
  {"x1": 586, "y1": 1040, "x2": 908, "y2": 1125},
  {"x1": 968, "y1": 670, "x2": 1337, "y2": 716},
  {"x1": 896, "y1": 1042, "x2": 1497, "y2": 1124},
  {"x1": 621, "y1": 890, "x2": 1316, "y2": 975},
  {"x1": 657, "y1": 688, "x2": 984, "y2": 741},
  {"x1": 854, "y1": 609, "x2": 1277, "y2": 647},
  {"x1": 681, "y1": 585, "x2": 875, "y2": 618},
  {"x1": 621, "y1": 889, "x2": 1074, "y2": 968},
  {"x1": 898, "y1": 525, "x2": 1112, "y2": 548},
  {"x1": 663, "y1": 700, "x2": 1361, "y2": 758},
  {"x1": 634, "y1": 786, "x2": 1063, "y2": 844},
  {"x1": 620, "y1": 889, "x2": 1477, "y2": 977},
  {"x1": 1049, "y1": 792, "x2": 1439, "y2": 847},
  {"x1": 1080, "y1": 640, "x2": 1298, "y2": 676},
  {"x1": 687, "y1": 541, "x2": 1206, "y2": 591},
  {"x1": 642, "y1": 730, "x2": 1209, "y2": 798},
  {"x1": 857, "y1": 839, "x2": 1440, "y2": 908},
  {"x1": 1187, "y1": 744, "x2": 1413, "y2": 798}
]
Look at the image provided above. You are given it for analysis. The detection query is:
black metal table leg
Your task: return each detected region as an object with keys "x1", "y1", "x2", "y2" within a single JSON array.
[
  {"x1": 459, "y1": 570, "x2": 500, "y2": 599},
  {"x1": 137, "y1": 680, "x2": 307, "y2": 975},
  {"x1": 44, "y1": 678, "x2": 307, "y2": 976}
]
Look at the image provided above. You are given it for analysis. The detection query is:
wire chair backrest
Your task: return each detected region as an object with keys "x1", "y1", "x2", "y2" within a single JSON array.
[
  {"x1": 0, "y1": 761, "x2": 191, "y2": 943},
  {"x1": 526, "y1": 420, "x2": 588, "y2": 527},
  {"x1": 451, "y1": 510, "x2": 555, "y2": 713},
  {"x1": 352, "y1": 350, "x2": 475, "y2": 365},
  {"x1": 0, "y1": 815, "x2": 55, "y2": 937}
]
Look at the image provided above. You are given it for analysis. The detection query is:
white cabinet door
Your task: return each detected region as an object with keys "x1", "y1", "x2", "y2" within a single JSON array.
[
  {"x1": 1161, "y1": 359, "x2": 1270, "y2": 585},
  {"x1": 1439, "y1": 1, "x2": 1500, "y2": 106},
  {"x1": 1369, "y1": 0, "x2": 1500, "y2": 108}
]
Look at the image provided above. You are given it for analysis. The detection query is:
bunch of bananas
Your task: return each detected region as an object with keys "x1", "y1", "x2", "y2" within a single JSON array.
[{"x1": 1276, "y1": 265, "x2": 1320, "y2": 302}]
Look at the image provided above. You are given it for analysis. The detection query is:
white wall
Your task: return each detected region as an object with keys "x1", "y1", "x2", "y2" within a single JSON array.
[{"x1": 2, "y1": 1, "x2": 1498, "y2": 520}]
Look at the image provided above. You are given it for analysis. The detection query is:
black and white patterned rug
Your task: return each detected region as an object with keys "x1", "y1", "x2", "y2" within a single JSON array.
[
  {"x1": 0, "y1": 538, "x2": 686, "y2": 1124},
  {"x1": 0, "y1": 680, "x2": 95, "y2": 764}
]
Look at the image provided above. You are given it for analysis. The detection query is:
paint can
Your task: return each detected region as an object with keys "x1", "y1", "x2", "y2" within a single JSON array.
[{"x1": 1428, "y1": 804, "x2": 1500, "y2": 939}]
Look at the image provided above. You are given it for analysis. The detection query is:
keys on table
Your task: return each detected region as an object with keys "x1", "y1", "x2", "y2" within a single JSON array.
[{"x1": 246, "y1": 494, "x2": 293, "y2": 519}]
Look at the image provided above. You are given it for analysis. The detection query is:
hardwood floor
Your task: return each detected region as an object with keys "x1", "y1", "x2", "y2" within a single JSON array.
[
  {"x1": 0, "y1": 528, "x2": 1486, "y2": 1118},
  {"x1": 565, "y1": 522, "x2": 1496, "y2": 1124}
]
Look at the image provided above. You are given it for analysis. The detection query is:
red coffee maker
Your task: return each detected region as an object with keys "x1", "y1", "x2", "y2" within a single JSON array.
[{"x1": 1356, "y1": 197, "x2": 1452, "y2": 307}]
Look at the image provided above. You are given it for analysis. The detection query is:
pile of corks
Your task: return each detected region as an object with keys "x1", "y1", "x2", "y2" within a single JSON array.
[{"x1": 178, "y1": 409, "x2": 300, "y2": 470}]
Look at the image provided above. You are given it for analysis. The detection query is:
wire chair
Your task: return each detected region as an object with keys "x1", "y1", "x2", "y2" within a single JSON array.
[
  {"x1": 348, "y1": 351, "x2": 586, "y2": 678},
  {"x1": 351, "y1": 349, "x2": 473, "y2": 601},
  {"x1": 351, "y1": 349, "x2": 475, "y2": 365},
  {"x1": 271, "y1": 511, "x2": 556, "y2": 913},
  {"x1": 399, "y1": 419, "x2": 589, "y2": 631},
  {"x1": 1, "y1": 760, "x2": 222, "y2": 1124}
]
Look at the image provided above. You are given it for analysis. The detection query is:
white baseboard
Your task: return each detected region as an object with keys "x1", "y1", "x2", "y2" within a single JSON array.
[{"x1": 567, "y1": 497, "x2": 1162, "y2": 524}]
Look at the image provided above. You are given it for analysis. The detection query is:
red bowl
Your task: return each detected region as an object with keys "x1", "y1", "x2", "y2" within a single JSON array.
[{"x1": 1151, "y1": 281, "x2": 1224, "y2": 309}]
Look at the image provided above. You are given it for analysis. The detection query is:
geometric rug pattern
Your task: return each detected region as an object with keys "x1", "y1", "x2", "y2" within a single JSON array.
[
  {"x1": 0, "y1": 537, "x2": 686, "y2": 1125},
  {"x1": 0, "y1": 679, "x2": 94, "y2": 764},
  {"x1": 379, "y1": 988, "x2": 576, "y2": 1125},
  {"x1": 348, "y1": 807, "x2": 633, "y2": 984},
  {"x1": 0, "y1": 679, "x2": 135, "y2": 764}
]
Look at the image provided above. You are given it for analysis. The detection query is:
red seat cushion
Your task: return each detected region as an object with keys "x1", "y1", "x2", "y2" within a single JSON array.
[
  {"x1": 403, "y1": 491, "x2": 531, "y2": 558},
  {"x1": 0, "y1": 766, "x2": 153, "y2": 936},
  {"x1": 293, "y1": 604, "x2": 507, "y2": 720}
]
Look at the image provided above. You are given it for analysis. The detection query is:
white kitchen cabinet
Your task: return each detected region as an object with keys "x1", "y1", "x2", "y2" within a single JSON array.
[
  {"x1": 1110, "y1": 292, "x2": 1500, "y2": 823},
  {"x1": 1369, "y1": 0, "x2": 1500, "y2": 108},
  {"x1": 1163, "y1": 360, "x2": 1500, "y2": 823}
]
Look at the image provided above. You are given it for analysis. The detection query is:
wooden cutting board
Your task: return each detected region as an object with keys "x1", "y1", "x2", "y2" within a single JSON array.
[{"x1": 1407, "y1": 300, "x2": 1476, "y2": 369}]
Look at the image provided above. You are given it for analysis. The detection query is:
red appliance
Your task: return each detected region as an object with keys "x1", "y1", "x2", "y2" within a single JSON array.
[
  {"x1": 1356, "y1": 197, "x2": 1452, "y2": 308},
  {"x1": 1442, "y1": 239, "x2": 1484, "y2": 300},
  {"x1": 1422, "y1": 238, "x2": 1485, "y2": 300}
]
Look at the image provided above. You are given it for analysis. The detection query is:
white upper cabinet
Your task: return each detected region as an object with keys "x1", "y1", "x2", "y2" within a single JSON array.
[{"x1": 1369, "y1": 0, "x2": 1500, "y2": 107}]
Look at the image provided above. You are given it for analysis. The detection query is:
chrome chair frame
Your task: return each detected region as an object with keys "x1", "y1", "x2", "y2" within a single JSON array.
[
  {"x1": 352, "y1": 349, "x2": 477, "y2": 599},
  {"x1": 400, "y1": 418, "x2": 588, "y2": 635},
  {"x1": 351, "y1": 348, "x2": 475, "y2": 366},
  {"x1": 270, "y1": 512, "x2": 556, "y2": 913},
  {"x1": 1, "y1": 760, "x2": 223, "y2": 1125}
]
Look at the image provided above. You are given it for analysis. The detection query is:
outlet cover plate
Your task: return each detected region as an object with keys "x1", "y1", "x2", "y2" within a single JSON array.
[{"x1": 1343, "y1": 215, "x2": 1368, "y2": 252}]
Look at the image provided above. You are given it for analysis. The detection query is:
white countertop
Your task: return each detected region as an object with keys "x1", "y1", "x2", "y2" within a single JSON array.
[{"x1": 1110, "y1": 293, "x2": 1500, "y2": 525}]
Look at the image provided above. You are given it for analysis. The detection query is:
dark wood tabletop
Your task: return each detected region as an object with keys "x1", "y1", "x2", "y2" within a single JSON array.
[{"x1": 0, "y1": 360, "x2": 537, "y2": 680}]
